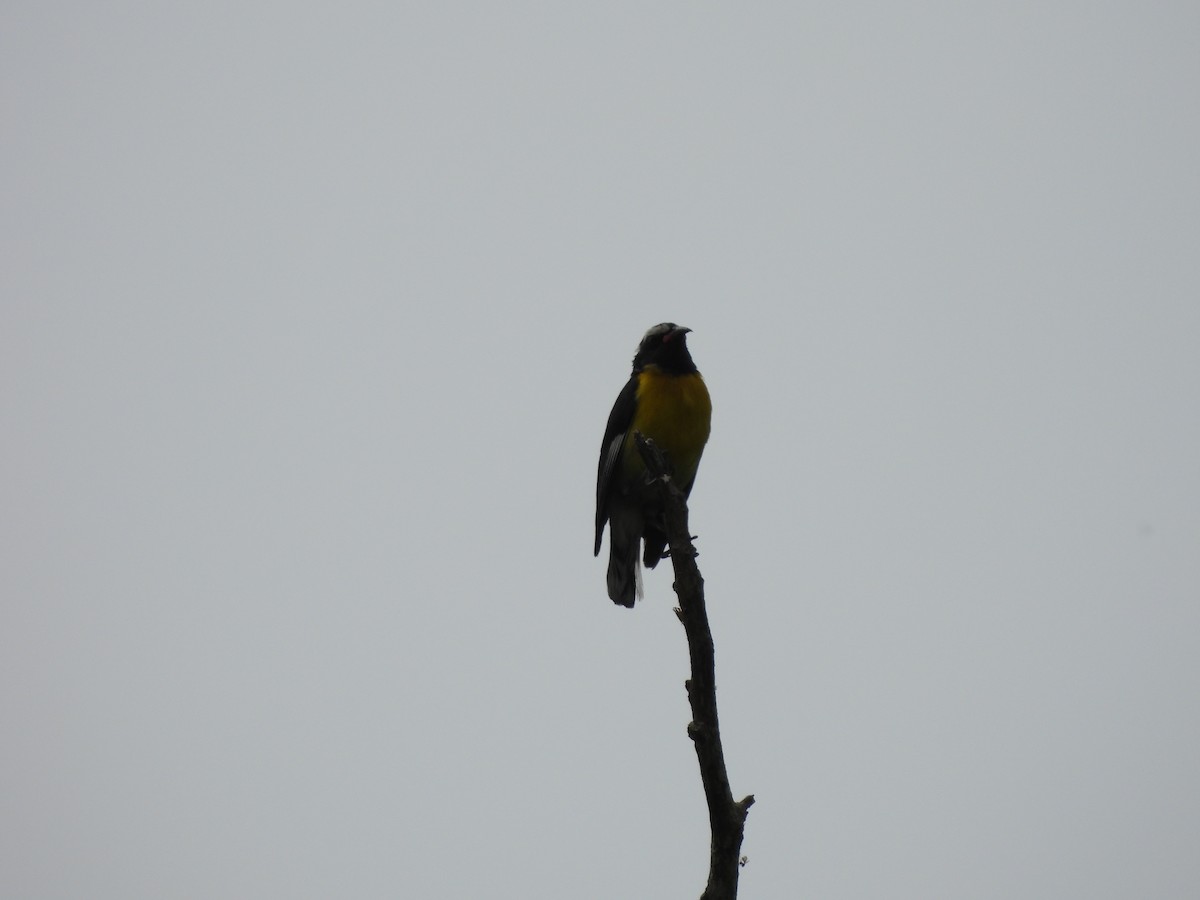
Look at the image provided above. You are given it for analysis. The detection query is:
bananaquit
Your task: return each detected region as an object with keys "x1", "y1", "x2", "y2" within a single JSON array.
[{"x1": 594, "y1": 323, "x2": 712, "y2": 607}]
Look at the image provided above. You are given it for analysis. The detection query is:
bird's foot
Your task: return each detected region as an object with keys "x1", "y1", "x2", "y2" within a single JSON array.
[{"x1": 660, "y1": 538, "x2": 700, "y2": 560}]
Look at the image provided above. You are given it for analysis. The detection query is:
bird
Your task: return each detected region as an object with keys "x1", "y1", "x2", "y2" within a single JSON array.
[{"x1": 594, "y1": 323, "x2": 712, "y2": 607}]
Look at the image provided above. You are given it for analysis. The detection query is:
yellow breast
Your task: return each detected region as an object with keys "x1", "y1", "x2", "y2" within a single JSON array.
[{"x1": 624, "y1": 367, "x2": 712, "y2": 480}]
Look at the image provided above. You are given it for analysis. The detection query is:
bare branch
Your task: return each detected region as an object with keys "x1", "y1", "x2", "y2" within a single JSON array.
[{"x1": 635, "y1": 433, "x2": 754, "y2": 900}]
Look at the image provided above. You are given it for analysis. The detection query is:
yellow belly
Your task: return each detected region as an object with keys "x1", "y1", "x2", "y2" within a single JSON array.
[{"x1": 623, "y1": 368, "x2": 712, "y2": 481}]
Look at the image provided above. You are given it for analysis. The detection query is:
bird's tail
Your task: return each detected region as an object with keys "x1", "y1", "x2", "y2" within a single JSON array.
[
  {"x1": 606, "y1": 512, "x2": 644, "y2": 608},
  {"x1": 607, "y1": 546, "x2": 640, "y2": 608}
]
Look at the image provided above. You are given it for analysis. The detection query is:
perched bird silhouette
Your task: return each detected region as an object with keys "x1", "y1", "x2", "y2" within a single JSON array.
[{"x1": 594, "y1": 323, "x2": 712, "y2": 607}]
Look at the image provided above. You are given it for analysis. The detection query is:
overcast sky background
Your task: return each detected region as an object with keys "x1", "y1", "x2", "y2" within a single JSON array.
[{"x1": 4, "y1": 3, "x2": 1199, "y2": 898}]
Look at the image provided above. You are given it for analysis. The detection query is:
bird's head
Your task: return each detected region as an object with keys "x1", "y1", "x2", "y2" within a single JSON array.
[{"x1": 632, "y1": 323, "x2": 697, "y2": 375}]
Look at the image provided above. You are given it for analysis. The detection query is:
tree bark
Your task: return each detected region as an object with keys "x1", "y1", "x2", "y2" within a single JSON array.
[{"x1": 635, "y1": 433, "x2": 755, "y2": 900}]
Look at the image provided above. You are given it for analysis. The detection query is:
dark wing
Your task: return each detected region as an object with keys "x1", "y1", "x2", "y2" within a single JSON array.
[{"x1": 594, "y1": 375, "x2": 638, "y2": 555}]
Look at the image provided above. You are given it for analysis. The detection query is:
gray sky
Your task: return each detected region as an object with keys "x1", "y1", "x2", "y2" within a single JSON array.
[{"x1": 3, "y1": 3, "x2": 1199, "y2": 897}]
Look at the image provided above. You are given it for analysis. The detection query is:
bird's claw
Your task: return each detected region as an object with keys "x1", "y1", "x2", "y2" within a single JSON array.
[{"x1": 660, "y1": 538, "x2": 700, "y2": 560}]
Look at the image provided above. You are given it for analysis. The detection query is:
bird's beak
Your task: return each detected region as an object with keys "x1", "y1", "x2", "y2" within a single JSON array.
[{"x1": 669, "y1": 326, "x2": 692, "y2": 341}]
